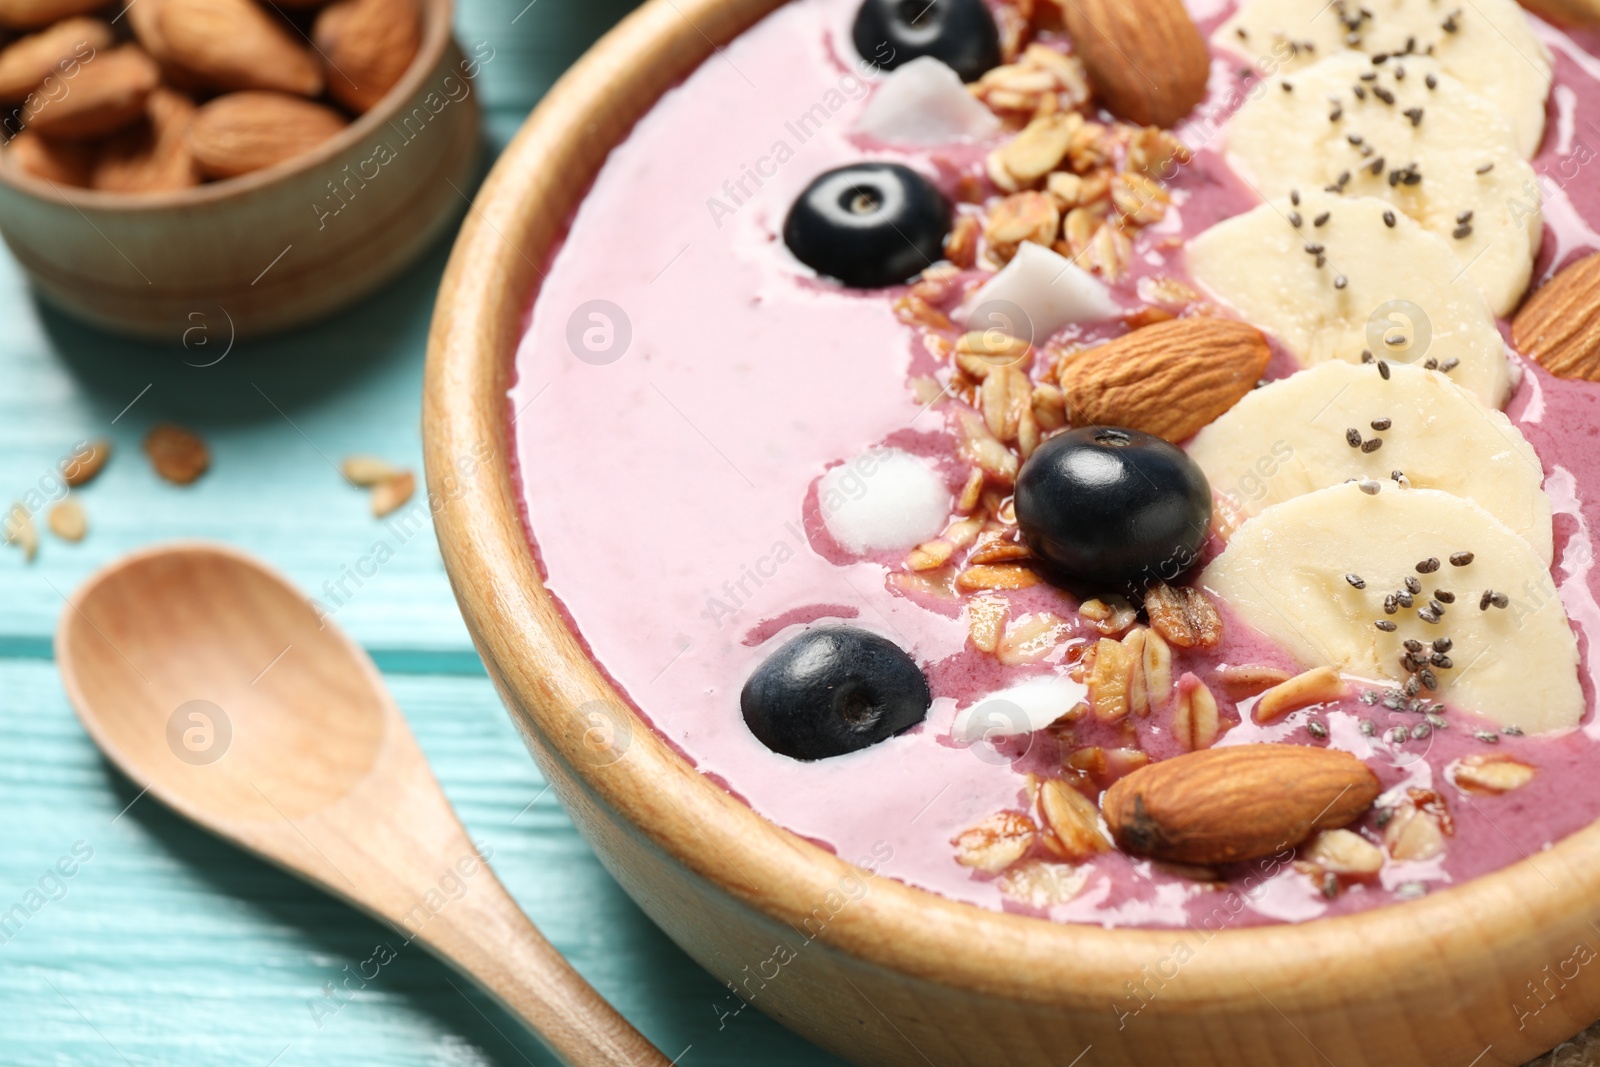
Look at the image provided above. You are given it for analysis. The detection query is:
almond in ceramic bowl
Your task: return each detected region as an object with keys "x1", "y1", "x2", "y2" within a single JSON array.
[
  {"x1": 426, "y1": 0, "x2": 1600, "y2": 1062},
  {"x1": 0, "y1": 0, "x2": 479, "y2": 339}
]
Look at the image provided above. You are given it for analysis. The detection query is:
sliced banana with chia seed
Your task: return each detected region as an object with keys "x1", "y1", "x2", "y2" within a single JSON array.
[
  {"x1": 1188, "y1": 360, "x2": 1552, "y2": 563},
  {"x1": 1187, "y1": 191, "x2": 1511, "y2": 407},
  {"x1": 1222, "y1": 52, "x2": 1541, "y2": 316},
  {"x1": 1203, "y1": 482, "x2": 1580, "y2": 734},
  {"x1": 1214, "y1": 0, "x2": 1552, "y2": 158}
]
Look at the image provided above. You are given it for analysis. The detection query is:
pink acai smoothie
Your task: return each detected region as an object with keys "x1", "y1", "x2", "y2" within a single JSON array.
[{"x1": 508, "y1": 0, "x2": 1600, "y2": 928}]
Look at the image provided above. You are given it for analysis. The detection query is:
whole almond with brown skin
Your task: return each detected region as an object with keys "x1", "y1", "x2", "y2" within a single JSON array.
[
  {"x1": 0, "y1": 17, "x2": 111, "y2": 102},
  {"x1": 315, "y1": 0, "x2": 422, "y2": 114},
  {"x1": 121, "y1": 0, "x2": 206, "y2": 94},
  {"x1": 1512, "y1": 252, "x2": 1600, "y2": 381},
  {"x1": 1052, "y1": 0, "x2": 1209, "y2": 128},
  {"x1": 0, "y1": 0, "x2": 105, "y2": 30},
  {"x1": 1514, "y1": 0, "x2": 1600, "y2": 30},
  {"x1": 156, "y1": 0, "x2": 324, "y2": 97},
  {"x1": 1103, "y1": 744, "x2": 1380, "y2": 865},
  {"x1": 4, "y1": 128, "x2": 94, "y2": 185},
  {"x1": 27, "y1": 44, "x2": 159, "y2": 141},
  {"x1": 1058, "y1": 317, "x2": 1271, "y2": 443},
  {"x1": 187, "y1": 91, "x2": 348, "y2": 180},
  {"x1": 93, "y1": 87, "x2": 200, "y2": 193}
]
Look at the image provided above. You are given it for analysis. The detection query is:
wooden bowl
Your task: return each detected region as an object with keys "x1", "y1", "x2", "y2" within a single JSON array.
[
  {"x1": 423, "y1": 2, "x2": 1600, "y2": 1063},
  {"x1": 0, "y1": 0, "x2": 479, "y2": 341}
]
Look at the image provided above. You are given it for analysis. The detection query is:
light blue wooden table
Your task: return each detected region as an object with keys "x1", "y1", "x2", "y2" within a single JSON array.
[{"x1": 0, "y1": 3, "x2": 848, "y2": 1063}]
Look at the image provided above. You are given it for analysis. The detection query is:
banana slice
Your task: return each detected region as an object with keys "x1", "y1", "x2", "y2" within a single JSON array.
[
  {"x1": 1188, "y1": 361, "x2": 1552, "y2": 563},
  {"x1": 1187, "y1": 192, "x2": 1511, "y2": 407},
  {"x1": 1214, "y1": 0, "x2": 1552, "y2": 158},
  {"x1": 1222, "y1": 52, "x2": 1541, "y2": 316},
  {"x1": 1203, "y1": 482, "x2": 1579, "y2": 734}
]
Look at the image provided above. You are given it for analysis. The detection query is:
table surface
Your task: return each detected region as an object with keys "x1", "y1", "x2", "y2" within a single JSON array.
[{"x1": 0, "y1": 2, "x2": 848, "y2": 1063}]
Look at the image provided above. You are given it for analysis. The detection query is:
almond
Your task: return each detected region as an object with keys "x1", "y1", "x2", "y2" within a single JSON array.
[
  {"x1": 0, "y1": 0, "x2": 105, "y2": 30},
  {"x1": 187, "y1": 92, "x2": 347, "y2": 180},
  {"x1": 48, "y1": 498, "x2": 86, "y2": 542},
  {"x1": 314, "y1": 0, "x2": 422, "y2": 114},
  {"x1": 1514, "y1": 0, "x2": 1600, "y2": 32},
  {"x1": 4, "y1": 502, "x2": 37, "y2": 561},
  {"x1": 1049, "y1": 0, "x2": 1210, "y2": 128},
  {"x1": 341, "y1": 454, "x2": 401, "y2": 486},
  {"x1": 1057, "y1": 318, "x2": 1272, "y2": 444},
  {"x1": 4, "y1": 129, "x2": 94, "y2": 185},
  {"x1": 63, "y1": 438, "x2": 111, "y2": 487},
  {"x1": 155, "y1": 0, "x2": 324, "y2": 97},
  {"x1": 1144, "y1": 581, "x2": 1223, "y2": 649},
  {"x1": 1512, "y1": 251, "x2": 1600, "y2": 381},
  {"x1": 144, "y1": 423, "x2": 209, "y2": 485},
  {"x1": 1102, "y1": 744, "x2": 1381, "y2": 865},
  {"x1": 28, "y1": 44, "x2": 158, "y2": 141},
  {"x1": 92, "y1": 86, "x2": 200, "y2": 193},
  {"x1": 371, "y1": 470, "x2": 415, "y2": 518},
  {"x1": 0, "y1": 17, "x2": 110, "y2": 102}
]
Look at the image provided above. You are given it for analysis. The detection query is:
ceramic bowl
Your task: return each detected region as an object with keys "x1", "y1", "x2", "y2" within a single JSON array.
[
  {"x1": 0, "y1": 0, "x2": 479, "y2": 341},
  {"x1": 423, "y1": 1, "x2": 1600, "y2": 1063}
]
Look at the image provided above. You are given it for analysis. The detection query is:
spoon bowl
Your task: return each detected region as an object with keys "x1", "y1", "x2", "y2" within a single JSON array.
[{"x1": 57, "y1": 542, "x2": 669, "y2": 1067}]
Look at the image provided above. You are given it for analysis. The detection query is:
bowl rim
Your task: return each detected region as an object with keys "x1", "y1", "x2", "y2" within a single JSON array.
[
  {"x1": 0, "y1": 0, "x2": 458, "y2": 211},
  {"x1": 423, "y1": 0, "x2": 1600, "y2": 1014}
]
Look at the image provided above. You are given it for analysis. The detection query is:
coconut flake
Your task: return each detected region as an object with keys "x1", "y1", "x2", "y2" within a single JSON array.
[
  {"x1": 951, "y1": 674, "x2": 1087, "y2": 742},
  {"x1": 820, "y1": 448, "x2": 950, "y2": 554},
  {"x1": 957, "y1": 242, "x2": 1120, "y2": 341},
  {"x1": 855, "y1": 57, "x2": 1003, "y2": 144}
]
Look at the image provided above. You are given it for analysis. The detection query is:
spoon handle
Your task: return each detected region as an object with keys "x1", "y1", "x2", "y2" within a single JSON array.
[{"x1": 416, "y1": 867, "x2": 674, "y2": 1066}]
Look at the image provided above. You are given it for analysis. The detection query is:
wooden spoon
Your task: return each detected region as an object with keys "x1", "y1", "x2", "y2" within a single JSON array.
[{"x1": 55, "y1": 541, "x2": 671, "y2": 1067}]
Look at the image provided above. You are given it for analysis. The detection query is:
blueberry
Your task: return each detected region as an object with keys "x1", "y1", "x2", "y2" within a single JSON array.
[
  {"x1": 783, "y1": 163, "x2": 950, "y2": 289},
  {"x1": 741, "y1": 627, "x2": 930, "y2": 761},
  {"x1": 852, "y1": 0, "x2": 1001, "y2": 82},
  {"x1": 1015, "y1": 427, "x2": 1212, "y2": 588}
]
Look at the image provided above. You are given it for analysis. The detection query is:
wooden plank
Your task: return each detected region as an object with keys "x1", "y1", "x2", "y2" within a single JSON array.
[{"x1": 0, "y1": 658, "x2": 843, "y2": 1064}]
